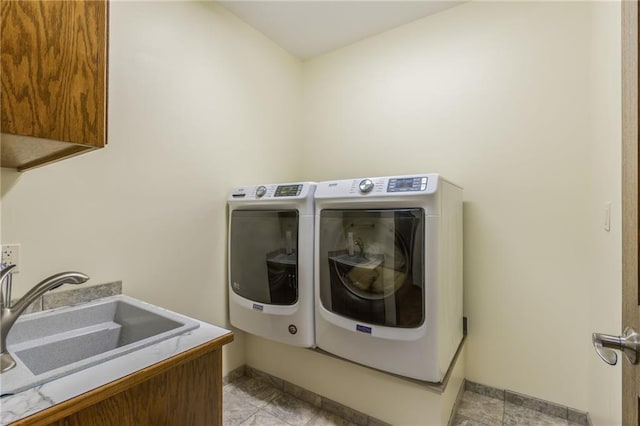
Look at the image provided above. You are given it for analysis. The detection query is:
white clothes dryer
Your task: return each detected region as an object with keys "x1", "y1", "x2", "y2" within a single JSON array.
[
  {"x1": 314, "y1": 174, "x2": 462, "y2": 382},
  {"x1": 228, "y1": 182, "x2": 316, "y2": 347}
]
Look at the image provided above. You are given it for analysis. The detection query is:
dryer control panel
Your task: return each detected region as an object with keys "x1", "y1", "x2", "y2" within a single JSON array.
[
  {"x1": 229, "y1": 182, "x2": 314, "y2": 201},
  {"x1": 274, "y1": 184, "x2": 302, "y2": 197}
]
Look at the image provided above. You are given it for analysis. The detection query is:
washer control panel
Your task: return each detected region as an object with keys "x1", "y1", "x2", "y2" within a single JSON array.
[
  {"x1": 315, "y1": 174, "x2": 441, "y2": 199},
  {"x1": 230, "y1": 183, "x2": 312, "y2": 200},
  {"x1": 349, "y1": 176, "x2": 429, "y2": 195},
  {"x1": 387, "y1": 176, "x2": 428, "y2": 193}
]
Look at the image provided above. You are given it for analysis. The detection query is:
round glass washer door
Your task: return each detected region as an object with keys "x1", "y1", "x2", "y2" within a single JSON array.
[{"x1": 329, "y1": 217, "x2": 410, "y2": 300}]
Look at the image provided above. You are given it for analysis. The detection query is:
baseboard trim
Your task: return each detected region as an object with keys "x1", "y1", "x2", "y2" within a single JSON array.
[{"x1": 222, "y1": 365, "x2": 246, "y2": 386}]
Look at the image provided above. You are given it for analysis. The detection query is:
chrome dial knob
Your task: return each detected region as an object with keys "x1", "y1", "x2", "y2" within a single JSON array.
[
  {"x1": 359, "y1": 179, "x2": 374, "y2": 193},
  {"x1": 256, "y1": 186, "x2": 267, "y2": 198}
]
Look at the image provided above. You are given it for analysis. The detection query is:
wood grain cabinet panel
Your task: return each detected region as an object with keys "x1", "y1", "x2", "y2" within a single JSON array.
[
  {"x1": 48, "y1": 351, "x2": 221, "y2": 426},
  {"x1": 1, "y1": 0, "x2": 108, "y2": 171},
  {"x1": 10, "y1": 334, "x2": 233, "y2": 426}
]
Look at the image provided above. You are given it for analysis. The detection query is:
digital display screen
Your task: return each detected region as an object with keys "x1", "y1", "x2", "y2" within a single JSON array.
[
  {"x1": 275, "y1": 185, "x2": 302, "y2": 197},
  {"x1": 395, "y1": 178, "x2": 415, "y2": 189},
  {"x1": 387, "y1": 177, "x2": 427, "y2": 192}
]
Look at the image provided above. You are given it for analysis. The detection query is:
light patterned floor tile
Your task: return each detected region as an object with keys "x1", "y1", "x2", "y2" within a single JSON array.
[
  {"x1": 263, "y1": 391, "x2": 319, "y2": 426},
  {"x1": 223, "y1": 393, "x2": 260, "y2": 426},
  {"x1": 224, "y1": 377, "x2": 282, "y2": 409},
  {"x1": 239, "y1": 409, "x2": 290, "y2": 426},
  {"x1": 455, "y1": 391, "x2": 504, "y2": 426},
  {"x1": 503, "y1": 402, "x2": 569, "y2": 426},
  {"x1": 305, "y1": 410, "x2": 359, "y2": 426},
  {"x1": 452, "y1": 414, "x2": 494, "y2": 426}
]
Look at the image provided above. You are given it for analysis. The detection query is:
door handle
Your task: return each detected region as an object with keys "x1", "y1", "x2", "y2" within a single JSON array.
[{"x1": 592, "y1": 327, "x2": 640, "y2": 365}]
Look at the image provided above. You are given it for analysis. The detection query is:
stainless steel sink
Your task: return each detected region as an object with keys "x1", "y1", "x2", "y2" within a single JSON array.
[{"x1": 0, "y1": 295, "x2": 199, "y2": 396}]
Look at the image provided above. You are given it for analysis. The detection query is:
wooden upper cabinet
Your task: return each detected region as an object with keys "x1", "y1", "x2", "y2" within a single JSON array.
[{"x1": 1, "y1": 0, "x2": 108, "y2": 171}]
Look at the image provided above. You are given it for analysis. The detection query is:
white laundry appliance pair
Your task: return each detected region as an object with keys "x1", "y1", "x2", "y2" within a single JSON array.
[{"x1": 228, "y1": 174, "x2": 463, "y2": 382}]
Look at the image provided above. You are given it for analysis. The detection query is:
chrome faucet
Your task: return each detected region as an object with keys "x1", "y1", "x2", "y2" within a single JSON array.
[{"x1": 0, "y1": 264, "x2": 89, "y2": 373}]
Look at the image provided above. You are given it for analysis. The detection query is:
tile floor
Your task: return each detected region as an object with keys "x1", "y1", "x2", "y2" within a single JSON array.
[
  {"x1": 453, "y1": 391, "x2": 585, "y2": 426},
  {"x1": 223, "y1": 377, "x2": 585, "y2": 426},
  {"x1": 224, "y1": 376, "x2": 356, "y2": 425}
]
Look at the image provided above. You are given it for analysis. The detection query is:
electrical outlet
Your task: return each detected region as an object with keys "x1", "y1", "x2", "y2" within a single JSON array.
[{"x1": 2, "y1": 244, "x2": 20, "y2": 273}]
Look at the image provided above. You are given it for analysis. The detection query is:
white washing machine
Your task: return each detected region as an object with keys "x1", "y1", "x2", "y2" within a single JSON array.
[
  {"x1": 228, "y1": 182, "x2": 316, "y2": 347},
  {"x1": 314, "y1": 174, "x2": 462, "y2": 382}
]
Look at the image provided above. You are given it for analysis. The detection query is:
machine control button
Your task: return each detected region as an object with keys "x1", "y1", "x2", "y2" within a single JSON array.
[
  {"x1": 256, "y1": 186, "x2": 267, "y2": 198},
  {"x1": 359, "y1": 179, "x2": 374, "y2": 193}
]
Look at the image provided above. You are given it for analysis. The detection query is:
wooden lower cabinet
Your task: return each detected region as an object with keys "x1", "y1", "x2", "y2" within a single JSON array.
[
  {"x1": 11, "y1": 335, "x2": 232, "y2": 426},
  {"x1": 52, "y1": 350, "x2": 221, "y2": 426}
]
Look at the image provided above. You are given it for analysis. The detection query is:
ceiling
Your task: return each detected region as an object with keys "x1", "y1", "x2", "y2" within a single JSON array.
[{"x1": 217, "y1": 1, "x2": 464, "y2": 60}]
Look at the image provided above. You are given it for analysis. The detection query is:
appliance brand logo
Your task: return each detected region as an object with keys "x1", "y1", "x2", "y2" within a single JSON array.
[
  {"x1": 356, "y1": 324, "x2": 372, "y2": 334},
  {"x1": 252, "y1": 304, "x2": 264, "y2": 311}
]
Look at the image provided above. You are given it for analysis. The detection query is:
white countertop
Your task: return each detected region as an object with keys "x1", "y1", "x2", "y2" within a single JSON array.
[{"x1": 0, "y1": 303, "x2": 231, "y2": 425}]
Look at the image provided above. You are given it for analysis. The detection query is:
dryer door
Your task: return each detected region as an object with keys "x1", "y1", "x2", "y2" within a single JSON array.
[
  {"x1": 319, "y1": 209, "x2": 424, "y2": 328},
  {"x1": 230, "y1": 210, "x2": 299, "y2": 305}
]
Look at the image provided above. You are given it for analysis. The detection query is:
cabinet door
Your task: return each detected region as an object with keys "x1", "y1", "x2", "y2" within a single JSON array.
[{"x1": 1, "y1": 0, "x2": 108, "y2": 171}]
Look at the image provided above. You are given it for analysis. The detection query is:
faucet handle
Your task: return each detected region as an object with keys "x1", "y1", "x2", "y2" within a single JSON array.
[
  {"x1": 0, "y1": 264, "x2": 15, "y2": 309},
  {"x1": 0, "y1": 264, "x2": 15, "y2": 281}
]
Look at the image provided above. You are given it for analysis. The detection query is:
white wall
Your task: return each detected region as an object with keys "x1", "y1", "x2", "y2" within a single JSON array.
[
  {"x1": 245, "y1": 2, "x2": 620, "y2": 422},
  {"x1": 0, "y1": 0, "x2": 303, "y2": 374}
]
